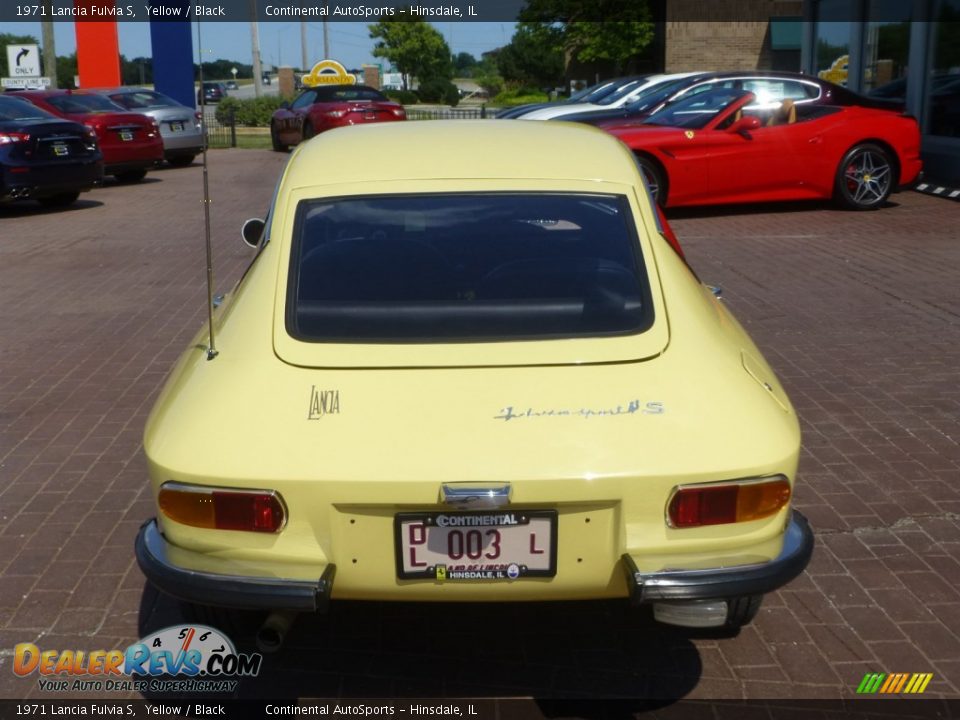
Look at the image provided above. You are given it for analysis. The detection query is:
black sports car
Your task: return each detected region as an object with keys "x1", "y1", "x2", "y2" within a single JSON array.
[{"x1": 0, "y1": 95, "x2": 103, "y2": 208}]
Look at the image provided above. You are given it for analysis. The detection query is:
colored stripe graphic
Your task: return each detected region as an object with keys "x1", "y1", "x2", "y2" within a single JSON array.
[{"x1": 857, "y1": 672, "x2": 932, "y2": 694}]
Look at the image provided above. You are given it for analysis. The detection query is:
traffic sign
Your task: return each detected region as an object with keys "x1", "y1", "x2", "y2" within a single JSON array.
[
  {"x1": 6, "y1": 44, "x2": 41, "y2": 78},
  {"x1": 1, "y1": 76, "x2": 51, "y2": 89}
]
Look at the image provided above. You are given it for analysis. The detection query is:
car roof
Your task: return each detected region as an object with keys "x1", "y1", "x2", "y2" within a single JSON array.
[{"x1": 285, "y1": 121, "x2": 640, "y2": 187}]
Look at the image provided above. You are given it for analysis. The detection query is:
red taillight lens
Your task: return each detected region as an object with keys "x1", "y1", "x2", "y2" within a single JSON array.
[
  {"x1": 0, "y1": 132, "x2": 30, "y2": 144},
  {"x1": 326, "y1": 109, "x2": 347, "y2": 118},
  {"x1": 159, "y1": 483, "x2": 286, "y2": 533},
  {"x1": 392, "y1": 108, "x2": 406, "y2": 118},
  {"x1": 667, "y1": 476, "x2": 791, "y2": 528}
]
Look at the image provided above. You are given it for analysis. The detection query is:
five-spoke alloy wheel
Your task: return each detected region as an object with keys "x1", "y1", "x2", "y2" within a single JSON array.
[{"x1": 834, "y1": 143, "x2": 895, "y2": 210}]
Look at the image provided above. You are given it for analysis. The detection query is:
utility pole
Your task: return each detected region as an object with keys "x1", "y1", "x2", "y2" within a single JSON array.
[
  {"x1": 249, "y1": 0, "x2": 263, "y2": 97},
  {"x1": 300, "y1": 20, "x2": 308, "y2": 70},
  {"x1": 41, "y1": 5, "x2": 58, "y2": 89}
]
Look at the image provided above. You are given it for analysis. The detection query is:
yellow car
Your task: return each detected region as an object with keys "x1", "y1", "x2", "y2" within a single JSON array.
[{"x1": 136, "y1": 121, "x2": 812, "y2": 642}]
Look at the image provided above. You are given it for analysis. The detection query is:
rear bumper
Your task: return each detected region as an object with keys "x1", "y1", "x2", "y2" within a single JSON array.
[
  {"x1": 2, "y1": 160, "x2": 103, "y2": 200},
  {"x1": 622, "y1": 510, "x2": 813, "y2": 603},
  {"x1": 135, "y1": 519, "x2": 336, "y2": 611}
]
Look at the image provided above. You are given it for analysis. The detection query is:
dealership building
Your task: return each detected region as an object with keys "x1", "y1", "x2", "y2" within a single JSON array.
[{"x1": 663, "y1": 0, "x2": 960, "y2": 184}]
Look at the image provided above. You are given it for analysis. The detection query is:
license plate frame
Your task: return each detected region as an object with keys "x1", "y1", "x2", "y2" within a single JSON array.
[
  {"x1": 394, "y1": 510, "x2": 557, "y2": 581},
  {"x1": 119, "y1": 131, "x2": 134, "y2": 142},
  {"x1": 170, "y1": 121, "x2": 184, "y2": 132},
  {"x1": 52, "y1": 143, "x2": 69, "y2": 157}
]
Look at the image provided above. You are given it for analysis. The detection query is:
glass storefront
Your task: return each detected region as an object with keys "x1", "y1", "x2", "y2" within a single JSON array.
[
  {"x1": 862, "y1": 0, "x2": 912, "y2": 94},
  {"x1": 927, "y1": 0, "x2": 960, "y2": 138}
]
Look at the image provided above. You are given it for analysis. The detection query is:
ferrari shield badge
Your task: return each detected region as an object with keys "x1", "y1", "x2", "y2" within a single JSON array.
[{"x1": 684, "y1": 130, "x2": 695, "y2": 139}]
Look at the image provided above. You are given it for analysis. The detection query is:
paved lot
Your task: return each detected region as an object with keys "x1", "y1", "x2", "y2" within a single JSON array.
[{"x1": 1, "y1": 150, "x2": 959, "y2": 702}]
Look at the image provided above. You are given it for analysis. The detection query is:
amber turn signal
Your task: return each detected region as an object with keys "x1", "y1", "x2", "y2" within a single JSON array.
[
  {"x1": 159, "y1": 482, "x2": 286, "y2": 533},
  {"x1": 667, "y1": 476, "x2": 791, "y2": 528}
]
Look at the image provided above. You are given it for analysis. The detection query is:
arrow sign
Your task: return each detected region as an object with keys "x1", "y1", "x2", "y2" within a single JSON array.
[{"x1": 6, "y1": 45, "x2": 41, "y2": 77}]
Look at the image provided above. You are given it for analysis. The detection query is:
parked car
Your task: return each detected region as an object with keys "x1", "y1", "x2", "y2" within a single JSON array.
[
  {"x1": 225, "y1": 80, "x2": 239, "y2": 90},
  {"x1": 98, "y1": 88, "x2": 203, "y2": 167},
  {"x1": 197, "y1": 82, "x2": 226, "y2": 105},
  {"x1": 13, "y1": 90, "x2": 163, "y2": 182},
  {"x1": 495, "y1": 77, "x2": 642, "y2": 119},
  {"x1": 270, "y1": 84, "x2": 406, "y2": 151},
  {"x1": 135, "y1": 120, "x2": 812, "y2": 640},
  {"x1": 608, "y1": 87, "x2": 922, "y2": 210},
  {"x1": 0, "y1": 95, "x2": 103, "y2": 207},
  {"x1": 515, "y1": 74, "x2": 699, "y2": 121},
  {"x1": 566, "y1": 71, "x2": 904, "y2": 128}
]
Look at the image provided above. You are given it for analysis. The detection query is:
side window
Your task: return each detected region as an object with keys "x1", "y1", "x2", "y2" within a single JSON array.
[{"x1": 291, "y1": 91, "x2": 316, "y2": 110}]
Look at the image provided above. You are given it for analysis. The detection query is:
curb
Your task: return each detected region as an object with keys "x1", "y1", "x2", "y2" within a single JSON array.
[{"x1": 915, "y1": 181, "x2": 960, "y2": 201}]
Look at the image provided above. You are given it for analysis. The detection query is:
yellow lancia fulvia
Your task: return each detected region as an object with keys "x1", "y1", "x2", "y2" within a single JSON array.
[{"x1": 136, "y1": 120, "x2": 812, "y2": 641}]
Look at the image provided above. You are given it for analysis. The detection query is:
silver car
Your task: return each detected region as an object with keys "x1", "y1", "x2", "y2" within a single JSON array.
[{"x1": 101, "y1": 88, "x2": 203, "y2": 167}]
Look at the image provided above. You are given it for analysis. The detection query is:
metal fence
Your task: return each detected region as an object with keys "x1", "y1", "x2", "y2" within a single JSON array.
[
  {"x1": 405, "y1": 106, "x2": 489, "y2": 121},
  {"x1": 203, "y1": 106, "x2": 237, "y2": 149}
]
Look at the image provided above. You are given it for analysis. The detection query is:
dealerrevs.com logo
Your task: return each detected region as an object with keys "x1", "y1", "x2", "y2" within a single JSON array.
[{"x1": 13, "y1": 625, "x2": 262, "y2": 693}]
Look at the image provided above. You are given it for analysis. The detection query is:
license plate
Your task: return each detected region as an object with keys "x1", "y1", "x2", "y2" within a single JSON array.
[
  {"x1": 119, "y1": 131, "x2": 133, "y2": 142},
  {"x1": 52, "y1": 143, "x2": 69, "y2": 156},
  {"x1": 364, "y1": 112, "x2": 376, "y2": 120},
  {"x1": 395, "y1": 510, "x2": 557, "y2": 581},
  {"x1": 170, "y1": 122, "x2": 184, "y2": 132}
]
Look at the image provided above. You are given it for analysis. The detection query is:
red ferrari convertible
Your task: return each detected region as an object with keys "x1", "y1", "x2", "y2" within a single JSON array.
[
  {"x1": 607, "y1": 88, "x2": 922, "y2": 210},
  {"x1": 270, "y1": 84, "x2": 406, "y2": 151}
]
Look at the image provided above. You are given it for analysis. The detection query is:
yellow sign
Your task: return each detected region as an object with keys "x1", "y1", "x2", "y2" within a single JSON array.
[
  {"x1": 818, "y1": 54, "x2": 849, "y2": 86},
  {"x1": 302, "y1": 59, "x2": 357, "y2": 87}
]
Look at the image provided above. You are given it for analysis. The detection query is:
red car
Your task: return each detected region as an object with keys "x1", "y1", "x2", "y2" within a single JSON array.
[
  {"x1": 607, "y1": 88, "x2": 922, "y2": 211},
  {"x1": 270, "y1": 84, "x2": 405, "y2": 151},
  {"x1": 14, "y1": 90, "x2": 163, "y2": 182}
]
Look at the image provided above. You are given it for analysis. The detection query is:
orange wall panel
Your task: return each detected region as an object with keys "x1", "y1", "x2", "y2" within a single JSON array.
[{"x1": 74, "y1": 1, "x2": 121, "y2": 88}]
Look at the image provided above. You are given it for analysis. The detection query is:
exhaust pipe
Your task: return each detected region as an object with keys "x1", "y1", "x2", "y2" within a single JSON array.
[{"x1": 256, "y1": 611, "x2": 297, "y2": 653}]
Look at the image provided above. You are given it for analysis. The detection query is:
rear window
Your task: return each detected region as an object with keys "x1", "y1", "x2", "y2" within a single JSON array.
[
  {"x1": 0, "y1": 97, "x2": 55, "y2": 120},
  {"x1": 46, "y1": 94, "x2": 123, "y2": 114},
  {"x1": 287, "y1": 193, "x2": 653, "y2": 343},
  {"x1": 315, "y1": 86, "x2": 387, "y2": 102},
  {"x1": 110, "y1": 91, "x2": 178, "y2": 109}
]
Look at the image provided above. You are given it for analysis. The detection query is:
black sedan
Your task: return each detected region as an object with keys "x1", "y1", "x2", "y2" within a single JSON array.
[
  {"x1": 0, "y1": 95, "x2": 103, "y2": 208},
  {"x1": 560, "y1": 71, "x2": 903, "y2": 128}
]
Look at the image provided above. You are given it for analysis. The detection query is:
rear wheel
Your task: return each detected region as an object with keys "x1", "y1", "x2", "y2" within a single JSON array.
[
  {"x1": 635, "y1": 154, "x2": 666, "y2": 207},
  {"x1": 724, "y1": 594, "x2": 763, "y2": 630},
  {"x1": 271, "y1": 122, "x2": 288, "y2": 152},
  {"x1": 115, "y1": 169, "x2": 147, "y2": 183},
  {"x1": 834, "y1": 143, "x2": 894, "y2": 210},
  {"x1": 37, "y1": 191, "x2": 80, "y2": 208},
  {"x1": 167, "y1": 155, "x2": 195, "y2": 167}
]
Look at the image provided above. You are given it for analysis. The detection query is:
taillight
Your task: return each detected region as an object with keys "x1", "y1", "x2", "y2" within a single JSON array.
[
  {"x1": 325, "y1": 109, "x2": 347, "y2": 118},
  {"x1": 0, "y1": 132, "x2": 30, "y2": 144},
  {"x1": 667, "y1": 476, "x2": 791, "y2": 528},
  {"x1": 392, "y1": 108, "x2": 406, "y2": 118},
  {"x1": 158, "y1": 482, "x2": 286, "y2": 533}
]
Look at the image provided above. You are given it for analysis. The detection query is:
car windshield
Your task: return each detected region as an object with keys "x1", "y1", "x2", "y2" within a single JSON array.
[
  {"x1": 622, "y1": 78, "x2": 698, "y2": 113},
  {"x1": 0, "y1": 97, "x2": 56, "y2": 120},
  {"x1": 111, "y1": 91, "x2": 179, "y2": 108},
  {"x1": 642, "y1": 88, "x2": 751, "y2": 129},
  {"x1": 569, "y1": 80, "x2": 618, "y2": 103},
  {"x1": 595, "y1": 78, "x2": 648, "y2": 105},
  {"x1": 315, "y1": 86, "x2": 387, "y2": 102},
  {"x1": 288, "y1": 193, "x2": 652, "y2": 342},
  {"x1": 46, "y1": 94, "x2": 124, "y2": 114}
]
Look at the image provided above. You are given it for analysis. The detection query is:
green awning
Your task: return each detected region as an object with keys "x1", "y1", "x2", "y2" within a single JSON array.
[{"x1": 770, "y1": 18, "x2": 803, "y2": 50}]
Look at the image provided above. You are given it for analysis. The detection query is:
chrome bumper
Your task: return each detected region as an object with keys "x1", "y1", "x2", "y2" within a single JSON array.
[
  {"x1": 135, "y1": 519, "x2": 336, "y2": 611},
  {"x1": 622, "y1": 510, "x2": 813, "y2": 603}
]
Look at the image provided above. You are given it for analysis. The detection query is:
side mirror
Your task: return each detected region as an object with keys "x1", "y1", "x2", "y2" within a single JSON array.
[
  {"x1": 728, "y1": 115, "x2": 761, "y2": 137},
  {"x1": 241, "y1": 218, "x2": 265, "y2": 248}
]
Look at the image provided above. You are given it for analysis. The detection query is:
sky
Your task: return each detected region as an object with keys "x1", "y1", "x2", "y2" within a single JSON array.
[{"x1": 6, "y1": 21, "x2": 517, "y2": 71}]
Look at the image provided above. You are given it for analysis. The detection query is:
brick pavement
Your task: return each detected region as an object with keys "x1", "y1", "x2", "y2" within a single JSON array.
[{"x1": 1, "y1": 152, "x2": 959, "y2": 702}]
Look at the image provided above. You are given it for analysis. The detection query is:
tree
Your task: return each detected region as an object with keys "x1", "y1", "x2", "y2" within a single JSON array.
[
  {"x1": 368, "y1": 18, "x2": 452, "y2": 90},
  {"x1": 518, "y1": 0, "x2": 655, "y2": 75},
  {"x1": 0, "y1": 32, "x2": 40, "y2": 78},
  {"x1": 452, "y1": 51, "x2": 478, "y2": 77},
  {"x1": 56, "y1": 53, "x2": 77, "y2": 88},
  {"x1": 496, "y1": 23, "x2": 564, "y2": 88}
]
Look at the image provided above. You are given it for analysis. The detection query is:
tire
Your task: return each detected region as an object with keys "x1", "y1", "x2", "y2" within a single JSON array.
[
  {"x1": 115, "y1": 169, "x2": 147, "y2": 183},
  {"x1": 37, "y1": 191, "x2": 80, "y2": 208},
  {"x1": 271, "y1": 123, "x2": 287, "y2": 152},
  {"x1": 302, "y1": 120, "x2": 315, "y2": 141},
  {"x1": 724, "y1": 594, "x2": 763, "y2": 630},
  {"x1": 834, "y1": 143, "x2": 894, "y2": 210},
  {"x1": 635, "y1": 154, "x2": 666, "y2": 207},
  {"x1": 167, "y1": 155, "x2": 195, "y2": 167}
]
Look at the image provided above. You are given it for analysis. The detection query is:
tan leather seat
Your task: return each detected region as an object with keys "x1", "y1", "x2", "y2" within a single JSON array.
[{"x1": 767, "y1": 99, "x2": 797, "y2": 126}]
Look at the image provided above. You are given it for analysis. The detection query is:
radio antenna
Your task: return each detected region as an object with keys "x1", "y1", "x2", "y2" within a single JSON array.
[{"x1": 196, "y1": 19, "x2": 218, "y2": 360}]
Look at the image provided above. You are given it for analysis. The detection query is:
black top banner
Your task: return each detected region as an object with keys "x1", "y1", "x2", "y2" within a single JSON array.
[{"x1": 0, "y1": 0, "x2": 911, "y2": 24}]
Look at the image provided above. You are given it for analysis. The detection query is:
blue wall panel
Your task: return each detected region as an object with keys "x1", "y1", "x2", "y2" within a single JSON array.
[{"x1": 149, "y1": 5, "x2": 195, "y2": 109}]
